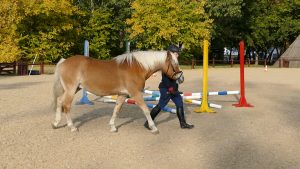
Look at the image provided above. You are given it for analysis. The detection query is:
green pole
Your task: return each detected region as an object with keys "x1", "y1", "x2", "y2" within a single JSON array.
[{"x1": 126, "y1": 41, "x2": 130, "y2": 53}]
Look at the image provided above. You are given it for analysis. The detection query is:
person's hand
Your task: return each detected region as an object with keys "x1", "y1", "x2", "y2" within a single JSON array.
[{"x1": 169, "y1": 90, "x2": 176, "y2": 95}]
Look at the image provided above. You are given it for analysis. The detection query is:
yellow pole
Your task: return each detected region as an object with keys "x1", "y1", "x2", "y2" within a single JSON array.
[{"x1": 194, "y1": 40, "x2": 215, "y2": 113}]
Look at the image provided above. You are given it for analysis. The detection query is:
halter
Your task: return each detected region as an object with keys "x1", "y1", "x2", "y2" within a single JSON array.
[{"x1": 166, "y1": 57, "x2": 183, "y2": 80}]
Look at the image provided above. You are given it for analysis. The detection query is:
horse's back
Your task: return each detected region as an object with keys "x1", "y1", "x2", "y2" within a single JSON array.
[{"x1": 58, "y1": 55, "x2": 146, "y2": 96}]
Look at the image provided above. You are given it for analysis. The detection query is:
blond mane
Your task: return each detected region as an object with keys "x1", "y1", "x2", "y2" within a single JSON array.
[{"x1": 114, "y1": 51, "x2": 178, "y2": 71}]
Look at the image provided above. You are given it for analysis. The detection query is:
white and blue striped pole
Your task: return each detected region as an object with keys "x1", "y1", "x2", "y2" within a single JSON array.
[
  {"x1": 142, "y1": 89, "x2": 160, "y2": 96},
  {"x1": 143, "y1": 97, "x2": 160, "y2": 101},
  {"x1": 103, "y1": 99, "x2": 182, "y2": 114},
  {"x1": 182, "y1": 91, "x2": 240, "y2": 96},
  {"x1": 75, "y1": 40, "x2": 94, "y2": 105}
]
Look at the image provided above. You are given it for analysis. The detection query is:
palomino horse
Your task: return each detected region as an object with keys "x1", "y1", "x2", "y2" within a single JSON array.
[{"x1": 52, "y1": 50, "x2": 184, "y2": 134}]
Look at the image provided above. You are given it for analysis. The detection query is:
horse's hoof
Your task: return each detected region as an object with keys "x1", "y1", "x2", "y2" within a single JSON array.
[
  {"x1": 152, "y1": 130, "x2": 159, "y2": 135},
  {"x1": 71, "y1": 128, "x2": 79, "y2": 132},
  {"x1": 110, "y1": 126, "x2": 118, "y2": 132},
  {"x1": 52, "y1": 123, "x2": 58, "y2": 129},
  {"x1": 110, "y1": 129, "x2": 118, "y2": 133}
]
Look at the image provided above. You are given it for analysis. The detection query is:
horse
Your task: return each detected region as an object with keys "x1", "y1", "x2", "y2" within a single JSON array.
[{"x1": 52, "y1": 50, "x2": 184, "y2": 134}]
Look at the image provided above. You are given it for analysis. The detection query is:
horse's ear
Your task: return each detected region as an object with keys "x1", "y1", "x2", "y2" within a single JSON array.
[{"x1": 167, "y1": 50, "x2": 172, "y2": 59}]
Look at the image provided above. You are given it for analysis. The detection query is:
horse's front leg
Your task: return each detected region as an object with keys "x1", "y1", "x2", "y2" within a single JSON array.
[
  {"x1": 109, "y1": 95, "x2": 127, "y2": 132},
  {"x1": 133, "y1": 93, "x2": 159, "y2": 134}
]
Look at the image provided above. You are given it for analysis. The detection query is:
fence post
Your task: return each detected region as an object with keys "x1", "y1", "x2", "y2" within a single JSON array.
[
  {"x1": 191, "y1": 59, "x2": 194, "y2": 69},
  {"x1": 248, "y1": 59, "x2": 250, "y2": 67},
  {"x1": 40, "y1": 61, "x2": 44, "y2": 74},
  {"x1": 213, "y1": 58, "x2": 215, "y2": 68},
  {"x1": 17, "y1": 62, "x2": 28, "y2": 75},
  {"x1": 279, "y1": 59, "x2": 281, "y2": 68},
  {"x1": 231, "y1": 59, "x2": 233, "y2": 68},
  {"x1": 264, "y1": 59, "x2": 266, "y2": 67},
  {"x1": 13, "y1": 62, "x2": 16, "y2": 75}
]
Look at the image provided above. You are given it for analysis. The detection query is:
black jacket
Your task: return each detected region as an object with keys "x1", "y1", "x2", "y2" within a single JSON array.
[{"x1": 158, "y1": 72, "x2": 178, "y2": 91}]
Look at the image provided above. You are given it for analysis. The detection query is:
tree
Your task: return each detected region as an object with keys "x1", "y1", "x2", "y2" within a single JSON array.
[
  {"x1": 0, "y1": 0, "x2": 22, "y2": 62},
  {"x1": 83, "y1": 7, "x2": 119, "y2": 59},
  {"x1": 206, "y1": 0, "x2": 245, "y2": 60},
  {"x1": 126, "y1": 0, "x2": 212, "y2": 53},
  {"x1": 74, "y1": 0, "x2": 133, "y2": 59},
  {"x1": 16, "y1": 0, "x2": 83, "y2": 63}
]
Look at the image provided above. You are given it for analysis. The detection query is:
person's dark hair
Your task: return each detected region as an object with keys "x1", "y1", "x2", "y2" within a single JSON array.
[{"x1": 167, "y1": 45, "x2": 181, "y2": 54}]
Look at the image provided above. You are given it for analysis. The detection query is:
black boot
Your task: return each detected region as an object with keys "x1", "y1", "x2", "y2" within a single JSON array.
[
  {"x1": 144, "y1": 105, "x2": 161, "y2": 130},
  {"x1": 176, "y1": 107, "x2": 194, "y2": 129}
]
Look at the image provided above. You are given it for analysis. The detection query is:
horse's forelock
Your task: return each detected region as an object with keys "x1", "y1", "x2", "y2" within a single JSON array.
[{"x1": 169, "y1": 52, "x2": 179, "y2": 64}]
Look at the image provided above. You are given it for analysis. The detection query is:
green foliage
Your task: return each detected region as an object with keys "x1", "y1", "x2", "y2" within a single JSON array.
[
  {"x1": 246, "y1": 0, "x2": 300, "y2": 53},
  {"x1": 17, "y1": 0, "x2": 83, "y2": 63},
  {"x1": 0, "y1": 0, "x2": 22, "y2": 63},
  {"x1": 127, "y1": 0, "x2": 212, "y2": 51},
  {"x1": 83, "y1": 8, "x2": 118, "y2": 59},
  {"x1": 1, "y1": 0, "x2": 299, "y2": 63},
  {"x1": 206, "y1": 0, "x2": 244, "y2": 17},
  {"x1": 74, "y1": 0, "x2": 133, "y2": 59}
]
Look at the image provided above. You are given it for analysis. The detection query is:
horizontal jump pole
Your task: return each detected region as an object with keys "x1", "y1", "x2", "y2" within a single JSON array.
[
  {"x1": 143, "y1": 97, "x2": 160, "y2": 101},
  {"x1": 142, "y1": 89, "x2": 160, "y2": 96},
  {"x1": 182, "y1": 91, "x2": 240, "y2": 96},
  {"x1": 143, "y1": 89, "x2": 240, "y2": 97},
  {"x1": 184, "y1": 99, "x2": 223, "y2": 109},
  {"x1": 182, "y1": 96, "x2": 202, "y2": 100},
  {"x1": 143, "y1": 95, "x2": 160, "y2": 98},
  {"x1": 103, "y1": 99, "x2": 181, "y2": 114},
  {"x1": 86, "y1": 91, "x2": 96, "y2": 96}
]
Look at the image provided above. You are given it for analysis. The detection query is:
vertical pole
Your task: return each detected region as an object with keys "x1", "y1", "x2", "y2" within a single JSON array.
[
  {"x1": 213, "y1": 58, "x2": 215, "y2": 68},
  {"x1": 248, "y1": 59, "x2": 250, "y2": 67},
  {"x1": 13, "y1": 62, "x2": 16, "y2": 75},
  {"x1": 231, "y1": 59, "x2": 233, "y2": 68},
  {"x1": 279, "y1": 59, "x2": 281, "y2": 68},
  {"x1": 75, "y1": 40, "x2": 94, "y2": 105},
  {"x1": 191, "y1": 59, "x2": 194, "y2": 69},
  {"x1": 194, "y1": 40, "x2": 215, "y2": 113},
  {"x1": 40, "y1": 61, "x2": 44, "y2": 75},
  {"x1": 232, "y1": 41, "x2": 253, "y2": 107},
  {"x1": 264, "y1": 59, "x2": 266, "y2": 67},
  {"x1": 126, "y1": 41, "x2": 130, "y2": 53},
  {"x1": 29, "y1": 54, "x2": 37, "y2": 75}
]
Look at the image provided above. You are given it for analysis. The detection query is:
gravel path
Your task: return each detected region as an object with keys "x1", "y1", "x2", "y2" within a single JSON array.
[{"x1": 1, "y1": 68, "x2": 300, "y2": 169}]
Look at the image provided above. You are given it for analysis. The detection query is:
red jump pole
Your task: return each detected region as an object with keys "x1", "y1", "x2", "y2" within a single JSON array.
[{"x1": 233, "y1": 41, "x2": 253, "y2": 107}]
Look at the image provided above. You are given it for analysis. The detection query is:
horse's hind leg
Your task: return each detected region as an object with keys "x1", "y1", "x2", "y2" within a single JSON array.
[
  {"x1": 109, "y1": 95, "x2": 127, "y2": 132},
  {"x1": 52, "y1": 94, "x2": 65, "y2": 129},
  {"x1": 132, "y1": 93, "x2": 159, "y2": 134},
  {"x1": 63, "y1": 90, "x2": 78, "y2": 132}
]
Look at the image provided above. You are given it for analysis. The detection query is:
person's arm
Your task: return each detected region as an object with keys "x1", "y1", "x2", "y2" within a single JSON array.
[{"x1": 161, "y1": 73, "x2": 176, "y2": 94}]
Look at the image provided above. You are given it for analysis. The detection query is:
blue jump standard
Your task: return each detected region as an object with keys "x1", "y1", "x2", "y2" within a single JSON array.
[{"x1": 75, "y1": 90, "x2": 94, "y2": 105}]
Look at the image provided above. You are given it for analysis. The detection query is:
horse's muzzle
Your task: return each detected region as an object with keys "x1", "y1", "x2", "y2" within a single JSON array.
[{"x1": 175, "y1": 72, "x2": 184, "y2": 84}]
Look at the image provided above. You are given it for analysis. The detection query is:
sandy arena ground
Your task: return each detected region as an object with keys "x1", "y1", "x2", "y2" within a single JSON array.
[{"x1": 1, "y1": 68, "x2": 300, "y2": 169}]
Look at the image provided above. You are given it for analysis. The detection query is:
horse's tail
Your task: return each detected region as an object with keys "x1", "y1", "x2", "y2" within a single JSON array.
[{"x1": 52, "y1": 58, "x2": 66, "y2": 112}]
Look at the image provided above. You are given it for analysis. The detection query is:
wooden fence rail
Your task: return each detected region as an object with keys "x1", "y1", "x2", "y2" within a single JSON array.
[
  {"x1": 0, "y1": 58, "x2": 298, "y2": 76},
  {"x1": 0, "y1": 62, "x2": 16, "y2": 76}
]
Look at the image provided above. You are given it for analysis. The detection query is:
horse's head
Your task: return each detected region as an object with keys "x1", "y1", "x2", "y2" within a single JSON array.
[{"x1": 162, "y1": 51, "x2": 184, "y2": 84}]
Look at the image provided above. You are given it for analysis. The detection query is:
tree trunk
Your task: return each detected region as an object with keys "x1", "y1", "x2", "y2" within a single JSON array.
[
  {"x1": 263, "y1": 50, "x2": 267, "y2": 60},
  {"x1": 267, "y1": 48, "x2": 275, "y2": 60},
  {"x1": 276, "y1": 48, "x2": 280, "y2": 58},
  {"x1": 255, "y1": 53, "x2": 258, "y2": 66},
  {"x1": 91, "y1": 0, "x2": 94, "y2": 16}
]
